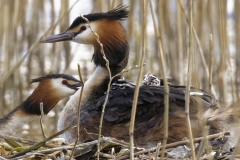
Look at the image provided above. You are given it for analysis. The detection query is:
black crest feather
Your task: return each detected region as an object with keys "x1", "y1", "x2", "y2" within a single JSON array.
[
  {"x1": 30, "y1": 74, "x2": 80, "y2": 84},
  {"x1": 69, "y1": 5, "x2": 129, "y2": 30}
]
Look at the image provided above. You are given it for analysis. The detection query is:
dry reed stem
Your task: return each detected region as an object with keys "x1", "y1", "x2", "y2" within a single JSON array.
[
  {"x1": 218, "y1": 1, "x2": 230, "y2": 67},
  {"x1": 77, "y1": 13, "x2": 144, "y2": 160},
  {"x1": 110, "y1": 0, "x2": 118, "y2": 10},
  {"x1": 1, "y1": 134, "x2": 66, "y2": 149},
  {"x1": 0, "y1": 0, "x2": 80, "y2": 88},
  {"x1": 39, "y1": 102, "x2": 47, "y2": 139},
  {"x1": 177, "y1": 2, "x2": 184, "y2": 83},
  {"x1": 9, "y1": 137, "x2": 123, "y2": 160},
  {"x1": 0, "y1": 146, "x2": 7, "y2": 157},
  {"x1": 185, "y1": 0, "x2": 196, "y2": 159},
  {"x1": 78, "y1": 14, "x2": 112, "y2": 160},
  {"x1": 230, "y1": 135, "x2": 240, "y2": 160},
  {"x1": 99, "y1": 152, "x2": 115, "y2": 159},
  {"x1": 234, "y1": 1, "x2": 240, "y2": 100},
  {"x1": 0, "y1": 156, "x2": 8, "y2": 160},
  {"x1": 69, "y1": 63, "x2": 85, "y2": 160},
  {"x1": 6, "y1": 154, "x2": 34, "y2": 160},
  {"x1": 80, "y1": 11, "x2": 145, "y2": 160},
  {"x1": 154, "y1": 142, "x2": 161, "y2": 160},
  {"x1": 118, "y1": 131, "x2": 230, "y2": 160},
  {"x1": 8, "y1": 125, "x2": 76, "y2": 158},
  {"x1": 178, "y1": 0, "x2": 211, "y2": 84},
  {"x1": 60, "y1": 0, "x2": 71, "y2": 70},
  {"x1": 129, "y1": 1, "x2": 147, "y2": 159},
  {"x1": 196, "y1": 126, "x2": 209, "y2": 159},
  {"x1": 1, "y1": 1, "x2": 238, "y2": 158},
  {"x1": 76, "y1": 63, "x2": 85, "y2": 141},
  {"x1": 156, "y1": 1, "x2": 166, "y2": 69},
  {"x1": 112, "y1": 65, "x2": 144, "y2": 80},
  {"x1": 209, "y1": 34, "x2": 213, "y2": 94},
  {"x1": 128, "y1": 0, "x2": 135, "y2": 40},
  {"x1": 217, "y1": 1, "x2": 228, "y2": 103},
  {"x1": 0, "y1": 145, "x2": 7, "y2": 157},
  {"x1": 0, "y1": 134, "x2": 37, "y2": 145},
  {"x1": 149, "y1": 1, "x2": 170, "y2": 159},
  {"x1": 3, "y1": 139, "x2": 20, "y2": 148}
]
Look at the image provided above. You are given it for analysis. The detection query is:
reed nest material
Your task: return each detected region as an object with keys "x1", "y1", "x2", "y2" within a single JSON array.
[
  {"x1": 1, "y1": 0, "x2": 240, "y2": 159},
  {"x1": 0, "y1": 131, "x2": 235, "y2": 159}
]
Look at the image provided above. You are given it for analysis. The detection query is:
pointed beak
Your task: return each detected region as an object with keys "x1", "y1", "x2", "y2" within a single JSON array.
[
  {"x1": 41, "y1": 32, "x2": 75, "y2": 43},
  {"x1": 68, "y1": 82, "x2": 82, "y2": 91}
]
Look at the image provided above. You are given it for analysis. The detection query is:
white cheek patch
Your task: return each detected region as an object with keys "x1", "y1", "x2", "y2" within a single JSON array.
[
  {"x1": 51, "y1": 79, "x2": 76, "y2": 98},
  {"x1": 73, "y1": 30, "x2": 92, "y2": 44},
  {"x1": 72, "y1": 22, "x2": 98, "y2": 44}
]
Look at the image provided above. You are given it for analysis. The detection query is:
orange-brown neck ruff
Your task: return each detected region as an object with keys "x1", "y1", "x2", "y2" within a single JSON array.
[
  {"x1": 92, "y1": 19, "x2": 129, "y2": 74},
  {"x1": 0, "y1": 80, "x2": 60, "y2": 134},
  {"x1": 22, "y1": 80, "x2": 61, "y2": 115}
]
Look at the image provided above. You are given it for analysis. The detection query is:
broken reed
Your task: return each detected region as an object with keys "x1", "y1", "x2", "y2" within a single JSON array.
[{"x1": 0, "y1": 0, "x2": 238, "y2": 154}]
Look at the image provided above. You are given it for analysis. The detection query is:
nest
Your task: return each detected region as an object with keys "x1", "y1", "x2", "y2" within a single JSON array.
[{"x1": 0, "y1": 130, "x2": 237, "y2": 160}]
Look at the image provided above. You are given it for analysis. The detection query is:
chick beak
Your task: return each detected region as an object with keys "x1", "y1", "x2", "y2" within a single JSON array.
[
  {"x1": 68, "y1": 82, "x2": 82, "y2": 91},
  {"x1": 41, "y1": 32, "x2": 75, "y2": 43}
]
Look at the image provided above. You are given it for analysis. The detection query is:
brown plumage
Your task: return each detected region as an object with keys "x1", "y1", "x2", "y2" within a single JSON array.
[
  {"x1": 0, "y1": 74, "x2": 81, "y2": 135},
  {"x1": 42, "y1": 5, "x2": 240, "y2": 150}
]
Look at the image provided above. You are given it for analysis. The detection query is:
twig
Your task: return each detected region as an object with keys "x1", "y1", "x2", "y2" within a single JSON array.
[
  {"x1": 69, "y1": 141, "x2": 77, "y2": 160},
  {"x1": 9, "y1": 153, "x2": 45, "y2": 160},
  {"x1": 8, "y1": 125, "x2": 76, "y2": 158},
  {"x1": 196, "y1": 126, "x2": 209, "y2": 159},
  {"x1": 69, "y1": 63, "x2": 85, "y2": 160},
  {"x1": 99, "y1": 152, "x2": 115, "y2": 159},
  {"x1": 39, "y1": 102, "x2": 47, "y2": 139},
  {"x1": 177, "y1": 1, "x2": 207, "y2": 73},
  {"x1": 9, "y1": 137, "x2": 121, "y2": 160},
  {"x1": 79, "y1": 14, "x2": 112, "y2": 160},
  {"x1": 149, "y1": 1, "x2": 169, "y2": 159},
  {"x1": 110, "y1": 0, "x2": 118, "y2": 10},
  {"x1": 78, "y1": 14, "x2": 143, "y2": 160},
  {"x1": 111, "y1": 65, "x2": 144, "y2": 80},
  {"x1": 230, "y1": 135, "x2": 240, "y2": 160},
  {"x1": 118, "y1": 131, "x2": 230, "y2": 160},
  {"x1": 178, "y1": 0, "x2": 217, "y2": 96},
  {"x1": 84, "y1": 128, "x2": 99, "y2": 136},
  {"x1": 129, "y1": 1, "x2": 147, "y2": 159},
  {"x1": 4, "y1": 139, "x2": 21, "y2": 148},
  {"x1": 209, "y1": 34, "x2": 213, "y2": 94},
  {"x1": 1, "y1": 135, "x2": 66, "y2": 149},
  {"x1": 154, "y1": 142, "x2": 161, "y2": 160},
  {"x1": 77, "y1": 61, "x2": 85, "y2": 141},
  {"x1": 79, "y1": 10, "x2": 145, "y2": 160},
  {"x1": 184, "y1": 0, "x2": 196, "y2": 159},
  {"x1": 30, "y1": 137, "x2": 123, "y2": 159},
  {"x1": 0, "y1": 134, "x2": 37, "y2": 145},
  {"x1": 0, "y1": 0, "x2": 80, "y2": 88},
  {"x1": 0, "y1": 156, "x2": 8, "y2": 160},
  {"x1": 0, "y1": 146, "x2": 7, "y2": 157},
  {"x1": 94, "y1": 64, "x2": 145, "y2": 159}
]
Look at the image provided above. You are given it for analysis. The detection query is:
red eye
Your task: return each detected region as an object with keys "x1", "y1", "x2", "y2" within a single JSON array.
[
  {"x1": 62, "y1": 80, "x2": 68, "y2": 85},
  {"x1": 80, "y1": 26, "x2": 86, "y2": 31}
]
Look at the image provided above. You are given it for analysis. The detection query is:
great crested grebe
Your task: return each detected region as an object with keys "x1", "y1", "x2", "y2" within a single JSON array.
[
  {"x1": 0, "y1": 74, "x2": 81, "y2": 135},
  {"x1": 42, "y1": 5, "x2": 239, "y2": 149}
]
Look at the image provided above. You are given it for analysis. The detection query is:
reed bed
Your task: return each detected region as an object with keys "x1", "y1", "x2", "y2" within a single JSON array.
[{"x1": 0, "y1": 0, "x2": 239, "y2": 159}]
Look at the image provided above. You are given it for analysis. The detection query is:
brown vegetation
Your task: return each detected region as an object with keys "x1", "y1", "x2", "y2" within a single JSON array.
[{"x1": 0, "y1": 0, "x2": 240, "y2": 159}]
